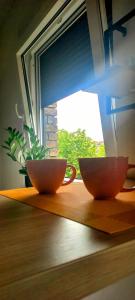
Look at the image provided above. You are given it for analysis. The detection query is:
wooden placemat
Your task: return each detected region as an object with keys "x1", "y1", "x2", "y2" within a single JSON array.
[{"x1": 0, "y1": 182, "x2": 135, "y2": 234}]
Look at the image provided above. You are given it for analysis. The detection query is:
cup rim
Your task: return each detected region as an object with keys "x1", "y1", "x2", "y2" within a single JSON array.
[
  {"x1": 78, "y1": 156, "x2": 128, "y2": 160},
  {"x1": 26, "y1": 158, "x2": 67, "y2": 163}
]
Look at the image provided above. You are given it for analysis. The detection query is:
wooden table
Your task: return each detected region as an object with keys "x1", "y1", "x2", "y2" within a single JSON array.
[{"x1": 1, "y1": 191, "x2": 135, "y2": 300}]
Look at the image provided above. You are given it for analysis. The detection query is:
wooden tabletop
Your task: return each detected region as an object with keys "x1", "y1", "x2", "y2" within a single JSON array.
[{"x1": 1, "y1": 192, "x2": 135, "y2": 300}]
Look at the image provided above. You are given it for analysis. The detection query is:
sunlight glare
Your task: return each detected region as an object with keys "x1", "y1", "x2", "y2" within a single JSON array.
[{"x1": 57, "y1": 91, "x2": 103, "y2": 141}]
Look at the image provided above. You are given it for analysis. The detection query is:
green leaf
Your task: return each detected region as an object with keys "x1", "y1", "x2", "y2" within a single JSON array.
[
  {"x1": 7, "y1": 127, "x2": 12, "y2": 132},
  {"x1": 23, "y1": 124, "x2": 29, "y2": 131},
  {"x1": 1, "y1": 145, "x2": 10, "y2": 150},
  {"x1": 19, "y1": 168, "x2": 27, "y2": 175},
  {"x1": 26, "y1": 155, "x2": 33, "y2": 160},
  {"x1": 7, "y1": 153, "x2": 17, "y2": 161},
  {"x1": 5, "y1": 140, "x2": 11, "y2": 146},
  {"x1": 1, "y1": 124, "x2": 50, "y2": 170}
]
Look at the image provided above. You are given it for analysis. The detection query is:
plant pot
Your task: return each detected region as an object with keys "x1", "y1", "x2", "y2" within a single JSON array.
[{"x1": 25, "y1": 175, "x2": 32, "y2": 187}]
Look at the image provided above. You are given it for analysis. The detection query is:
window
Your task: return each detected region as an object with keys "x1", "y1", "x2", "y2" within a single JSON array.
[
  {"x1": 16, "y1": 0, "x2": 116, "y2": 157},
  {"x1": 39, "y1": 11, "x2": 93, "y2": 107},
  {"x1": 57, "y1": 91, "x2": 105, "y2": 178}
]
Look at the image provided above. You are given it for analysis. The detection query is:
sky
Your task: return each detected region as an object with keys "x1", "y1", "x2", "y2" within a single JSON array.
[{"x1": 57, "y1": 91, "x2": 103, "y2": 141}]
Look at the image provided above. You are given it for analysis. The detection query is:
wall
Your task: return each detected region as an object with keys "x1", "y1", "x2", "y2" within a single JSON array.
[
  {"x1": 113, "y1": 0, "x2": 135, "y2": 165},
  {"x1": 44, "y1": 103, "x2": 58, "y2": 157},
  {"x1": 84, "y1": 2, "x2": 135, "y2": 299},
  {"x1": 0, "y1": 0, "x2": 57, "y2": 189}
]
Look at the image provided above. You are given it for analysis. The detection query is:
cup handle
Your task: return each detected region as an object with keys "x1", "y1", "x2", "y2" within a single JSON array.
[
  {"x1": 61, "y1": 164, "x2": 76, "y2": 186},
  {"x1": 121, "y1": 164, "x2": 135, "y2": 192}
]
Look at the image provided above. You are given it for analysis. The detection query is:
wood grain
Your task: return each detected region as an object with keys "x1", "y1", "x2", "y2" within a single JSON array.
[{"x1": 1, "y1": 194, "x2": 135, "y2": 299}]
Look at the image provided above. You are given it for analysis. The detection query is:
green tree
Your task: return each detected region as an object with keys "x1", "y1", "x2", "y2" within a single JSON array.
[
  {"x1": 58, "y1": 129, "x2": 105, "y2": 178},
  {"x1": 96, "y1": 143, "x2": 106, "y2": 157}
]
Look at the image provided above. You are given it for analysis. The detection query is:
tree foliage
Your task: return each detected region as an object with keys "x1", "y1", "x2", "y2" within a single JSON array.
[{"x1": 58, "y1": 129, "x2": 105, "y2": 178}]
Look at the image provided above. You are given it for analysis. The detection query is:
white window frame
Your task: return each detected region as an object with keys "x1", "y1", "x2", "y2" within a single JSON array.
[
  {"x1": 16, "y1": 0, "x2": 117, "y2": 155},
  {"x1": 16, "y1": 0, "x2": 85, "y2": 136}
]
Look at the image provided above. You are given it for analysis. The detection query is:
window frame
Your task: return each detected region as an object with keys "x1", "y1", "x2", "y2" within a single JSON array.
[
  {"x1": 16, "y1": 0, "x2": 117, "y2": 155},
  {"x1": 16, "y1": 0, "x2": 85, "y2": 137}
]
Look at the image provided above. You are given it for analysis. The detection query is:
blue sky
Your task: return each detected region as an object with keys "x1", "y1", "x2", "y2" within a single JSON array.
[{"x1": 57, "y1": 91, "x2": 103, "y2": 141}]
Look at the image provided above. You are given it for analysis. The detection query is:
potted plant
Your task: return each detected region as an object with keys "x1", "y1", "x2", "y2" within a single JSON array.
[{"x1": 1, "y1": 124, "x2": 49, "y2": 187}]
